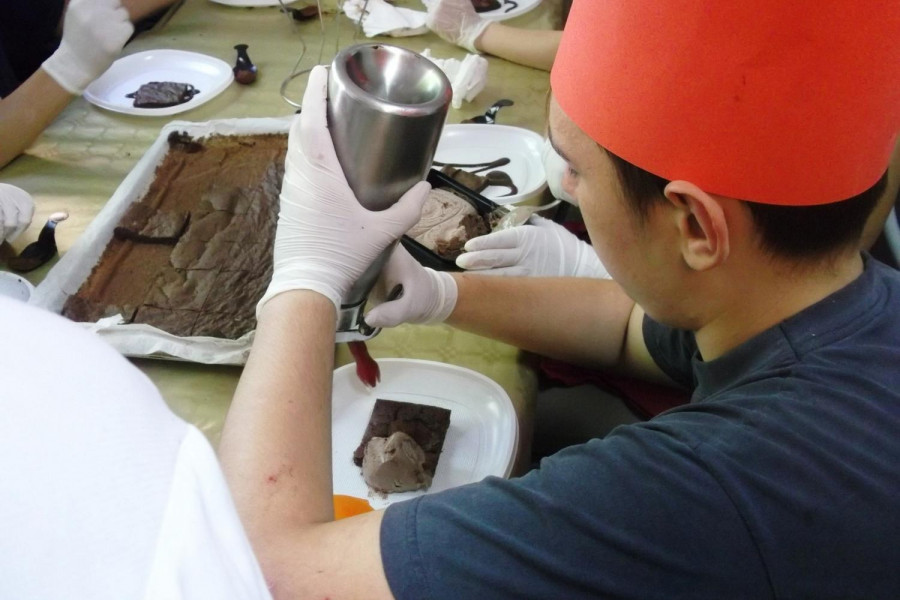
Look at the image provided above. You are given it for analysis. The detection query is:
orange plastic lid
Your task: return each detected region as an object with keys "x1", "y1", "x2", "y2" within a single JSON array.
[
  {"x1": 551, "y1": 0, "x2": 900, "y2": 205},
  {"x1": 333, "y1": 494, "x2": 373, "y2": 519}
]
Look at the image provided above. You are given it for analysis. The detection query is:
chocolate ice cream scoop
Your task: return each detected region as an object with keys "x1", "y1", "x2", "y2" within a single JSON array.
[{"x1": 362, "y1": 432, "x2": 431, "y2": 494}]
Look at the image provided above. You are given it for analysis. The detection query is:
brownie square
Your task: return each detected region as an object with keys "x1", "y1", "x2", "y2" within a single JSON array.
[
  {"x1": 132, "y1": 306, "x2": 199, "y2": 335},
  {"x1": 353, "y1": 399, "x2": 452, "y2": 478},
  {"x1": 191, "y1": 309, "x2": 255, "y2": 339},
  {"x1": 61, "y1": 294, "x2": 138, "y2": 324},
  {"x1": 144, "y1": 269, "x2": 218, "y2": 311}
]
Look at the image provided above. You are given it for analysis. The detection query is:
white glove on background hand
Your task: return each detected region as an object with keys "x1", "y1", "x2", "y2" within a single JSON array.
[
  {"x1": 0, "y1": 183, "x2": 36, "y2": 244},
  {"x1": 455, "y1": 215, "x2": 611, "y2": 278},
  {"x1": 364, "y1": 245, "x2": 458, "y2": 328},
  {"x1": 422, "y1": 0, "x2": 492, "y2": 54},
  {"x1": 41, "y1": 0, "x2": 134, "y2": 95},
  {"x1": 257, "y1": 65, "x2": 429, "y2": 317}
]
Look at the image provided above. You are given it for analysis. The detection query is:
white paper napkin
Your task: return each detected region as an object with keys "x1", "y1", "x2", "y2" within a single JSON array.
[
  {"x1": 422, "y1": 49, "x2": 489, "y2": 109},
  {"x1": 343, "y1": 0, "x2": 428, "y2": 38}
]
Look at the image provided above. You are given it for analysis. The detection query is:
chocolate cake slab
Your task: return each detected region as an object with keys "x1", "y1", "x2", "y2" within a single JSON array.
[
  {"x1": 61, "y1": 131, "x2": 287, "y2": 339},
  {"x1": 353, "y1": 399, "x2": 452, "y2": 479}
]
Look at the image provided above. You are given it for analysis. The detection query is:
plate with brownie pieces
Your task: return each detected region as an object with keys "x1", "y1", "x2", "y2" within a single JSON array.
[
  {"x1": 475, "y1": 0, "x2": 542, "y2": 22},
  {"x1": 84, "y1": 50, "x2": 233, "y2": 116},
  {"x1": 332, "y1": 359, "x2": 518, "y2": 508}
]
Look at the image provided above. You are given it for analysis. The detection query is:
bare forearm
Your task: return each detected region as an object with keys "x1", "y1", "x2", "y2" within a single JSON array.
[
  {"x1": 0, "y1": 70, "x2": 72, "y2": 169},
  {"x1": 476, "y1": 24, "x2": 562, "y2": 71},
  {"x1": 219, "y1": 291, "x2": 337, "y2": 538},
  {"x1": 219, "y1": 291, "x2": 394, "y2": 599},
  {"x1": 448, "y1": 274, "x2": 635, "y2": 368}
]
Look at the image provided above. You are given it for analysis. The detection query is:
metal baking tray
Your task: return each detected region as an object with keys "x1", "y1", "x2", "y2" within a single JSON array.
[{"x1": 31, "y1": 117, "x2": 292, "y2": 365}]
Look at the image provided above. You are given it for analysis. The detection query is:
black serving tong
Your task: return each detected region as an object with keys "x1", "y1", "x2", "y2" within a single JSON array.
[
  {"x1": 462, "y1": 98, "x2": 514, "y2": 124},
  {"x1": 7, "y1": 211, "x2": 68, "y2": 273}
]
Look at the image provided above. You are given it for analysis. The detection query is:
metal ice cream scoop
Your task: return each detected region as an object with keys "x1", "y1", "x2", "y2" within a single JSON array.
[{"x1": 326, "y1": 43, "x2": 452, "y2": 341}]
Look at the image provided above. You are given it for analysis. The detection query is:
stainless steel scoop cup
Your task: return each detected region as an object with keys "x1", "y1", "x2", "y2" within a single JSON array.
[{"x1": 326, "y1": 43, "x2": 452, "y2": 341}]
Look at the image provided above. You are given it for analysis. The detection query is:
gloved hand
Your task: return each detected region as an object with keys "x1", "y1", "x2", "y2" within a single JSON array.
[
  {"x1": 41, "y1": 0, "x2": 134, "y2": 95},
  {"x1": 257, "y1": 65, "x2": 430, "y2": 317},
  {"x1": 455, "y1": 215, "x2": 611, "y2": 278},
  {"x1": 0, "y1": 183, "x2": 35, "y2": 244},
  {"x1": 422, "y1": 0, "x2": 492, "y2": 54},
  {"x1": 364, "y1": 245, "x2": 458, "y2": 328}
]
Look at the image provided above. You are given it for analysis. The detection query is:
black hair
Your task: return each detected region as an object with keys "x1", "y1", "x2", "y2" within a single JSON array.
[{"x1": 604, "y1": 148, "x2": 887, "y2": 259}]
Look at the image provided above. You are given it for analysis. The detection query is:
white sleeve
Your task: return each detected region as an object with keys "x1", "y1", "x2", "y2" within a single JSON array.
[
  {"x1": 0, "y1": 298, "x2": 271, "y2": 600},
  {"x1": 142, "y1": 426, "x2": 272, "y2": 600}
]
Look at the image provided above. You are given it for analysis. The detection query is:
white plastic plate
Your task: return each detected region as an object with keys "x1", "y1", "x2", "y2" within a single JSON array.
[
  {"x1": 332, "y1": 358, "x2": 518, "y2": 509},
  {"x1": 0, "y1": 272, "x2": 34, "y2": 302},
  {"x1": 84, "y1": 50, "x2": 234, "y2": 117}
]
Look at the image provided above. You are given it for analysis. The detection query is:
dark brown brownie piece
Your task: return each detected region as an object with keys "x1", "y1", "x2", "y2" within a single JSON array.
[
  {"x1": 62, "y1": 294, "x2": 138, "y2": 324},
  {"x1": 133, "y1": 306, "x2": 199, "y2": 334},
  {"x1": 191, "y1": 308, "x2": 255, "y2": 339},
  {"x1": 353, "y1": 399, "x2": 452, "y2": 478},
  {"x1": 471, "y1": 0, "x2": 501, "y2": 12},
  {"x1": 144, "y1": 269, "x2": 218, "y2": 312},
  {"x1": 126, "y1": 82, "x2": 200, "y2": 108},
  {"x1": 440, "y1": 165, "x2": 488, "y2": 192}
]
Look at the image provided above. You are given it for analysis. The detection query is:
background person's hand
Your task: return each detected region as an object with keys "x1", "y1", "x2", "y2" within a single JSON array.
[
  {"x1": 364, "y1": 245, "x2": 458, "y2": 328},
  {"x1": 41, "y1": 0, "x2": 134, "y2": 95},
  {"x1": 0, "y1": 184, "x2": 35, "y2": 244},
  {"x1": 257, "y1": 66, "x2": 429, "y2": 316},
  {"x1": 422, "y1": 0, "x2": 492, "y2": 53},
  {"x1": 455, "y1": 215, "x2": 611, "y2": 278}
]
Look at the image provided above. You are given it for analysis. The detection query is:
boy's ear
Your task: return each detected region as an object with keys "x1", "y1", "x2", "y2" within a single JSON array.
[{"x1": 663, "y1": 180, "x2": 730, "y2": 271}]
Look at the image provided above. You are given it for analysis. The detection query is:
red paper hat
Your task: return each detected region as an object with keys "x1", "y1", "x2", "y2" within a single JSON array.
[{"x1": 551, "y1": 1, "x2": 900, "y2": 205}]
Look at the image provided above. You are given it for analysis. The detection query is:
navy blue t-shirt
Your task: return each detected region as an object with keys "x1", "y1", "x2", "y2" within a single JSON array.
[{"x1": 381, "y1": 257, "x2": 900, "y2": 599}]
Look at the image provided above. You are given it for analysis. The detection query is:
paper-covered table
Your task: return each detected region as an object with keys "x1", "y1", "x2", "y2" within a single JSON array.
[{"x1": 0, "y1": 0, "x2": 563, "y2": 471}]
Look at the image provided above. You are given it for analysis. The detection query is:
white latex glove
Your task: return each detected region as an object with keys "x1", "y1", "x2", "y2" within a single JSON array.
[
  {"x1": 364, "y1": 245, "x2": 458, "y2": 328},
  {"x1": 455, "y1": 215, "x2": 611, "y2": 278},
  {"x1": 422, "y1": 0, "x2": 492, "y2": 54},
  {"x1": 0, "y1": 183, "x2": 35, "y2": 244},
  {"x1": 257, "y1": 66, "x2": 430, "y2": 317},
  {"x1": 41, "y1": 0, "x2": 134, "y2": 95}
]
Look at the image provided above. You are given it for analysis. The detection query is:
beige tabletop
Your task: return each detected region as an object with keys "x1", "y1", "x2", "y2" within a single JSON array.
[{"x1": 0, "y1": 0, "x2": 561, "y2": 472}]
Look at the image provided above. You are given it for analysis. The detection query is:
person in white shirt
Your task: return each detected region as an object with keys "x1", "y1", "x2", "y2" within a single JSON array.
[{"x1": 0, "y1": 295, "x2": 272, "y2": 599}]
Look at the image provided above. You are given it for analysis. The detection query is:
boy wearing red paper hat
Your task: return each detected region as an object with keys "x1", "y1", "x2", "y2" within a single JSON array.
[{"x1": 220, "y1": 1, "x2": 900, "y2": 598}]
